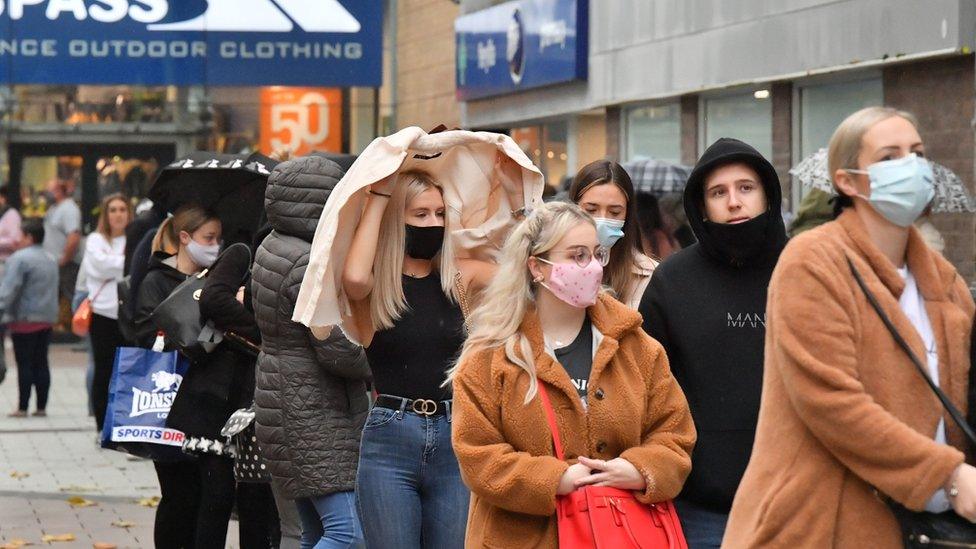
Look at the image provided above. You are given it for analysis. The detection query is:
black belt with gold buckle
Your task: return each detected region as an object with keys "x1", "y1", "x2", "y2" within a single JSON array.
[{"x1": 375, "y1": 395, "x2": 451, "y2": 417}]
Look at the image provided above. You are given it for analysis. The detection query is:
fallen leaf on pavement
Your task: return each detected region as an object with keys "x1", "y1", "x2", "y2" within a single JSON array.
[
  {"x1": 136, "y1": 496, "x2": 160, "y2": 508},
  {"x1": 39, "y1": 534, "x2": 74, "y2": 543},
  {"x1": 110, "y1": 520, "x2": 135, "y2": 528},
  {"x1": 2, "y1": 538, "x2": 33, "y2": 548},
  {"x1": 93, "y1": 543, "x2": 117, "y2": 549},
  {"x1": 65, "y1": 496, "x2": 96, "y2": 508},
  {"x1": 8, "y1": 471, "x2": 29, "y2": 479}
]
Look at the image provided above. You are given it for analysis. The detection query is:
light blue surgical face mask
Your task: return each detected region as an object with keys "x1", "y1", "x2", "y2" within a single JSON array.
[
  {"x1": 593, "y1": 217, "x2": 626, "y2": 249},
  {"x1": 846, "y1": 153, "x2": 935, "y2": 227}
]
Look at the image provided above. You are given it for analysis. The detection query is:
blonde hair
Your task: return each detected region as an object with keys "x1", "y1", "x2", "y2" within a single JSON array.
[
  {"x1": 445, "y1": 202, "x2": 595, "y2": 403},
  {"x1": 151, "y1": 205, "x2": 218, "y2": 255},
  {"x1": 369, "y1": 170, "x2": 458, "y2": 330},
  {"x1": 95, "y1": 193, "x2": 132, "y2": 239},
  {"x1": 828, "y1": 106, "x2": 919, "y2": 184}
]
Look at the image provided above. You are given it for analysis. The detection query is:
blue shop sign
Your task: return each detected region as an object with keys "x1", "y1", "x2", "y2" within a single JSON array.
[
  {"x1": 455, "y1": 0, "x2": 587, "y2": 101},
  {"x1": 0, "y1": 0, "x2": 382, "y2": 87}
]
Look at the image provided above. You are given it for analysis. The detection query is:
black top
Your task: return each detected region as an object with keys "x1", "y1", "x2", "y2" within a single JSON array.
[
  {"x1": 554, "y1": 316, "x2": 593, "y2": 401},
  {"x1": 167, "y1": 243, "x2": 259, "y2": 439},
  {"x1": 365, "y1": 273, "x2": 465, "y2": 401},
  {"x1": 638, "y1": 137, "x2": 788, "y2": 513}
]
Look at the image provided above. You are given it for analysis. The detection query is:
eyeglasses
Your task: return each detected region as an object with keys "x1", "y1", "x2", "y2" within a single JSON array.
[{"x1": 538, "y1": 246, "x2": 610, "y2": 268}]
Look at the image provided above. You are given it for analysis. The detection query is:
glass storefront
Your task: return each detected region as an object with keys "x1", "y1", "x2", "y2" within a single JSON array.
[
  {"x1": 624, "y1": 103, "x2": 681, "y2": 163},
  {"x1": 512, "y1": 120, "x2": 570, "y2": 192},
  {"x1": 702, "y1": 91, "x2": 773, "y2": 159}
]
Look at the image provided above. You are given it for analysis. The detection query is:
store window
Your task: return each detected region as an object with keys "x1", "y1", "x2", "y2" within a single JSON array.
[
  {"x1": 702, "y1": 92, "x2": 772, "y2": 159},
  {"x1": 799, "y1": 78, "x2": 883, "y2": 158},
  {"x1": 512, "y1": 120, "x2": 569, "y2": 192},
  {"x1": 13, "y1": 85, "x2": 176, "y2": 125},
  {"x1": 624, "y1": 103, "x2": 681, "y2": 163},
  {"x1": 795, "y1": 77, "x2": 883, "y2": 205}
]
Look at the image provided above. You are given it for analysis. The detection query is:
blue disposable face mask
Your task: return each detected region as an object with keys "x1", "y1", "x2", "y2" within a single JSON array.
[
  {"x1": 846, "y1": 153, "x2": 935, "y2": 227},
  {"x1": 593, "y1": 217, "x2": 626, "y2": 249}
]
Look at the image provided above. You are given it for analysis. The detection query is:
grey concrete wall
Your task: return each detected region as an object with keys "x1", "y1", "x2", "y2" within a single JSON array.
[{"x1": 461, "y1": 0, "x2": 973, "y2": 127}]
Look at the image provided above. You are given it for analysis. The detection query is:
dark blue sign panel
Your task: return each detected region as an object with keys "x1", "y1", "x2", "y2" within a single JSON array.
[
  {"x1": 0, "y1": 0, "x2": 382, "y2": 87},
  {"x1": 455, "y1": 0, "x2": 587, "y2": 101}
]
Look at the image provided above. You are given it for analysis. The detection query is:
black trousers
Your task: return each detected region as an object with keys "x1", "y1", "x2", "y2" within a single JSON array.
[
  {"x1": 154, "y1": 460, "x2": 202, "y2": 549},
  {"x1": 194, "y1": 454, "x2": 282, "y2": 549},
  {"x1": 237, "y1": 481, "x2": 281, "y2": 549},
  {"x1": 12, "y1": 328, "x2": 52, "y2": 411},
  {"x1": 90, "y1": 313, "x2": 124, "y2": 432}
]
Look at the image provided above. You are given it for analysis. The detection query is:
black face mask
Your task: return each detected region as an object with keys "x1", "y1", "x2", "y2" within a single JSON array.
[
  {"x1": 404, "y1": 224, "x2": 444, "y2": 260},
  {"x1": 701, "y1": 211, "x2": 771, "y2": 266}
]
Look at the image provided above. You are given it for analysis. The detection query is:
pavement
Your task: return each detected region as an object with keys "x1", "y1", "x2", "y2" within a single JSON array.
[{"x1": 0, "y1": 342, "x2": 241, "y2": 548}]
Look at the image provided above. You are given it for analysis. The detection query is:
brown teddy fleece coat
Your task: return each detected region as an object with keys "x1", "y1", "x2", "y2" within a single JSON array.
[
  {"x1": 724, "y1": 209, "x2": 974, "y2": 548},
  {"x1": 451, "y1": 293, "x2": 696, "y2": 548}
]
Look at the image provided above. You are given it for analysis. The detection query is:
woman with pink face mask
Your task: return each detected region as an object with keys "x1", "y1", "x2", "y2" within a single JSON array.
[{"x1": 446, "y1": 201, "x2": 696, "y2": 548}]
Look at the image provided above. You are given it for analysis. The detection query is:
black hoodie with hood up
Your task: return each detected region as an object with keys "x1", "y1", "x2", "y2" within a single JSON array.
[{"x1": 638, "y1": 138, "x2": 788, "y2": 513}]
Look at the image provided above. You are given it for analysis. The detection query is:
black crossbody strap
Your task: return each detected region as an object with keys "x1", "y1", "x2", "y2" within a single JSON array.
[{"x1": 847, "y1": 257, "x2": 976, "y2": 448}]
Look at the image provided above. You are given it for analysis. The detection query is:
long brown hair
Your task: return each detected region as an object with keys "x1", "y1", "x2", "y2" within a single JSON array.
[
  {"x1": 568, "y1": 160, "x2": 643, "y2": 301},
  {"x1": 151, "y1": 205, "x2": 219, "y2": 255},
  {"x1": 95, "y1": 193, "x2": 132, "y2": 239}
]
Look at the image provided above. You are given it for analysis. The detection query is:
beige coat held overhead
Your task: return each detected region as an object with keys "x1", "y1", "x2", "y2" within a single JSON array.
[
  {"x1": 451, "y1": 294, "x2": 696, "y2": 548},
  {"x1": 291, "y1": 126, "x2": 546, "y2": 343},
  {"x1": 724, "y1": 210, "x2": 974, "y2": 548}
]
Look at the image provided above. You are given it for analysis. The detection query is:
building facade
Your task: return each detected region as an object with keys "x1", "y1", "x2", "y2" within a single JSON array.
[{"x1": 456, "y1": 0, "x2": 976, "y2": 280}]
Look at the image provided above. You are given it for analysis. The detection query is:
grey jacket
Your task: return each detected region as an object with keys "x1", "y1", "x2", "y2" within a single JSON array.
[
  {"x1": 0, "y1": 245, "x2": 59, "y2": 324},
  {"x1": 252, "y1": 156, "x2": 371, "y2": 499}
]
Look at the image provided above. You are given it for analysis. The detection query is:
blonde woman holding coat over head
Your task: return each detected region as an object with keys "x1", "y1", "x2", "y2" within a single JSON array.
[{"x1": 343, "y1": 161, "x2": 524, "y2": 549}]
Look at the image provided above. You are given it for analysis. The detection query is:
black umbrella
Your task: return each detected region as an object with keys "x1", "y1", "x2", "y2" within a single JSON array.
[{"x1": 148, "y1": 152, "x2": 279, "y2": 246}]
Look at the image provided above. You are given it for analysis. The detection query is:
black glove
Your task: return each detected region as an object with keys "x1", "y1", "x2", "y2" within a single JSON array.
[{"x1": 0, "y1": 362, "x2": 6, "y2": 385}]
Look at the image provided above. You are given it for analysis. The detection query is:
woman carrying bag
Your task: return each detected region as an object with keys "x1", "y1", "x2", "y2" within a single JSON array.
[
  {"x1": 724, "y1": 107, "x2": 976, "y2": 548},
  {"x1": 83, "y1": 193, "x2": 131, "y2": 432},
  {"x1": 448, "y1": 202, "x2": 696, "y2": 548},
  {"x1": 133, "y1": 204, "x2": 222, "y2": 549},
  {"x1": 164, "y1": 240, "x2": 279, "y2": 548}
]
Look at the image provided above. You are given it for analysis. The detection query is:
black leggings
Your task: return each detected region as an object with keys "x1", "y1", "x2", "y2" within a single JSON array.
[
  {"x1": 196, "y1": 454, "x2": 237, "y2": 548},
  {"x1": 91, "y1": 313, "x2": 124, "y2": 432},
  {"x1": 12, "y1": 328, "x2": 52, "y2": 412},
  {"x1": 154, "y1": 460, "x2": 202, "y2": 549},
  {"x1": 195, "y1": 454, "x2": 282, "y2": 549},
  {"x1": 237, "y1": 481, "x2": 281, "y2": 549}
]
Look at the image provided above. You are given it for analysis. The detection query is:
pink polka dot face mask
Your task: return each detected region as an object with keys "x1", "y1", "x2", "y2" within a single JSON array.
[{"x1": 535, "y1": 257, "x2": 604, "y2": 308}]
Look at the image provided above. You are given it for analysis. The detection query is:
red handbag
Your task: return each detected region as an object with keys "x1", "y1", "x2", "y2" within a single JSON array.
[{"x1": 537, "y1": 383, "x2": 688, "y2": 549}]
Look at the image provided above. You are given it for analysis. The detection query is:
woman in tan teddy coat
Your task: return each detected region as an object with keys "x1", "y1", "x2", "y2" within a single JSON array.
[
  {"x1": 448, "y1": 202, "x2": 696, "y2": 548},
  {"x1": 724, "y1": 107, "x2": 976, "y2": 548}
]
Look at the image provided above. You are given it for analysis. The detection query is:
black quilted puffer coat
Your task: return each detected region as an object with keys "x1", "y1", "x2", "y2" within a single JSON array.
[{"x1": 252, "y1": 156, "x2": 371, "y2": 499}]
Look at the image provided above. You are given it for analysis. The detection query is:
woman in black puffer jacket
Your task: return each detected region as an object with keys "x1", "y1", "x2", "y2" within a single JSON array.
[
  {"x1": 166, "y1": 239, "x2": 280, "y2": 549},
  {"x1": 252, "y1": 156, "x2": 371, "y2": 548}
]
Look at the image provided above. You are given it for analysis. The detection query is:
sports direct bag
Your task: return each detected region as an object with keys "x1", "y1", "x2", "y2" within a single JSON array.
[
  {"x1": 100, "y1": 346, "x2": 191, "y2": 461},
  {"x1": 537, "y1": 383, "x2": 688, "y2": 549}
]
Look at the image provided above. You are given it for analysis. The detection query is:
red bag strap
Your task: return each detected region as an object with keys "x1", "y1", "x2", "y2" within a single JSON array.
[{"x1": 536, "y1": 382, "x2": 565, "y2": 461}]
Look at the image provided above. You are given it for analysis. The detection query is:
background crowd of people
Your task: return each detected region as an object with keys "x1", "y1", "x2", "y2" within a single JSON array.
[{"x1": 0, "y1": 105, "x2": 973, "y2": 549}]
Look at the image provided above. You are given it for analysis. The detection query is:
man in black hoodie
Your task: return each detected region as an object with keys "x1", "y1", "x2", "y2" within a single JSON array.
[{"x1": 638, "y1": 138, "x2": 787, "y2": 548}]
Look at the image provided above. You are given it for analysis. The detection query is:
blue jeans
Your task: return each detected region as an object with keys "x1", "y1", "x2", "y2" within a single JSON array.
[
  {"x1": 356, "y1": 405, "x2": 469, "y2": 549},
  {"x1": 296, "y1": 491, "x2": 365, "y2": 549},
  {"x1": 675, "y1": 498, "x2": 728, "y2": 549}
]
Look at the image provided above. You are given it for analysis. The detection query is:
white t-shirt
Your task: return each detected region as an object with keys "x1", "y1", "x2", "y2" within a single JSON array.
[
  {"x1": 84, "y1": 232, "x2": 126, "y2": 319},
  {"x1": 898, "y1": 266, "x2": 951, "y2": 513}
]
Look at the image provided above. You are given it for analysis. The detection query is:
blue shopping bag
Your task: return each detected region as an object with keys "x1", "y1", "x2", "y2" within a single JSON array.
[{"x1": 100, "y1": 347, "x2": 192, "y2": 461}]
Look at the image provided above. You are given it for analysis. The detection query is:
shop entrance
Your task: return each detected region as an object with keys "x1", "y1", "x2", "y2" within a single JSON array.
[
  {"x1": 8, "y1": 142, "x2": 176, "y2": 340},
  {"x1": 9, "y1": 142, "x2": 177, "y2": 230}
]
